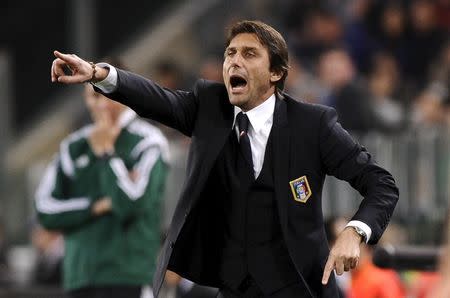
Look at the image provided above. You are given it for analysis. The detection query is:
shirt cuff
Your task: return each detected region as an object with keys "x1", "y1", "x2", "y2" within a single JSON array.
[
  {"x1": 346, "y1": 220, "x2": 372, "y2": 244},
  {"x1": 92, "y1": 63, "x2": 118, "y2": 93}
]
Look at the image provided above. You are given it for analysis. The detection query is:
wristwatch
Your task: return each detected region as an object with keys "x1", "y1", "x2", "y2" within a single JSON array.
[{"x1": 349, "y1": 226, "x2": 367, "y2": 243}]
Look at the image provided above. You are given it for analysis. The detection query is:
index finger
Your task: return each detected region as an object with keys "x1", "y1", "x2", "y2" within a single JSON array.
[
  {"x1": 53, "y1": 50, "x2": 79, "y2": 65},
  {"x1": 322, "y1": 256, "x2": 335, "y2": 285}
]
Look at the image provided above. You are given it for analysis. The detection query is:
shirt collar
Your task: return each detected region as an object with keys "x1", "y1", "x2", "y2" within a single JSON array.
[
  {"x1": 233, "y1": 94, "x2": 276, "y2": 133},
  {"x1": 117, "y1": 108, "x2": 137, "y2": 128}
]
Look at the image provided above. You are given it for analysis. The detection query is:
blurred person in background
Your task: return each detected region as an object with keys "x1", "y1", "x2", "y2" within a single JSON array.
[
  {"x1": 153, "y1": 60, "x2": 186, "y2": 90},
  {"x1": 50, "y1": 20, "x2": 399, "y2": 298},
  {"x1": 198, "y1": 56, "x2": 224, "y2": 83},
  {"x1": 317, "y1": 48, "x2": 378, "y2": 133},
  {"x1": 375, "y1": 2, "x2": 408, "y2": 79},
  {"x1": 34, "y1": 60, "x2": 169, "y2": 298},
  {"x1": 428, "y1": 41, "x2": 450, "y2": 123},
  {"x1": 343, "y1": 0, "x2": 379, "y2": 74},
  {"x1": 404, "y1": 0, "x2": 446, "y2": 89},
  {"x1": 284, "y1": 56, "x2": 324, "y2": 104},
  {"x1": 367, "y1": 52, "x2": 405, "y2": 133},
  {"x1": 30, "y1": 224, "x2": 63, "y2": 286},
  {"x1": 289, "y1": 7, "x2": 344, "y2": 70},
  {"x1": 411, "y1": 86, "x2": 448, "y2": 128}
]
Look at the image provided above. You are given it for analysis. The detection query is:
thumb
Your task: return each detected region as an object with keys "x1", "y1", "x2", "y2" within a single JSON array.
[{"x1": 57, "y1": 74, "x2": 85, "y2": 84}]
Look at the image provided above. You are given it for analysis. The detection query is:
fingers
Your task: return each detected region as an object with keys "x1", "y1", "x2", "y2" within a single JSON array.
[
  {"x1": 335, "y1": 258, "x2": 344, "y2": 275},
  {"x1": 53, "y1": 50, "x2": 79, "y2": 65},
  {"x1": 322, "y1": 253, "x2": 360, "y2": 285},
  {"x1": 350, "y1": 257, "x2": 359, "y2": 269},
  {"x1": 51, "y1": 60, "x2": 56, "y2": 82},
  {"x1": 57, "y1": 74, "x2": 84, "y2": 84},
  {"x1": 322, "y1": 256, "x2": 335, "y2": 285},
  {"x1": 52, "y1": 58, "x2": 66, "y2": 80},
  {"x1": 51, "y1": 50, "x2": 91, "y2": 84}
]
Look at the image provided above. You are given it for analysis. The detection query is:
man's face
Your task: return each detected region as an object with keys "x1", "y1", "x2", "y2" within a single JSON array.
[
  {"x1": 84, "y1": 86, "x2": 124, "y2": 124},
  {"x1": 223, "y1": 33, "x2": 281, "y2": 111}
]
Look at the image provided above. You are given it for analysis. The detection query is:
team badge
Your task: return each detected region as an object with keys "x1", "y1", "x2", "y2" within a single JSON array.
[{"x1": 289, "y1": 176, "x2": 312, "y2": 203}]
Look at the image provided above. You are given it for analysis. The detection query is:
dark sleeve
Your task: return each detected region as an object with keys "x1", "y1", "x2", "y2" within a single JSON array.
[
  {"x1": 95, "y1": 69, "x2": 202, "y2": 137},
  {"x1": 319, "y1": 107, "x2": 399, "y2": 244}
]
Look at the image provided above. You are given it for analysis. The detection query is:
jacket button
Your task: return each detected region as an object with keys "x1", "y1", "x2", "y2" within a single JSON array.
[
  {"x1": 184, "y1": 211, "x2": 189, "y2": 218},
  {"x1": 170, "y1": 241, "x2": 175, "y2": 249}
]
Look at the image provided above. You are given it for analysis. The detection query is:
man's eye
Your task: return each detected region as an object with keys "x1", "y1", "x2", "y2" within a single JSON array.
[{"x1": 246, "y1": 52, "x2": 255, "y2": 57}]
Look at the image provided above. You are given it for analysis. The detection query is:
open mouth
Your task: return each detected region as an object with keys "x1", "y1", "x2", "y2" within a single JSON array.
[{"x1": 229, "y1": 75, "x2": 248, "y2": 91}]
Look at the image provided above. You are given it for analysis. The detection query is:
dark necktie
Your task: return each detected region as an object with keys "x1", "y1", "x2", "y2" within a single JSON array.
[{"x1": 236, "y1": 112, "x2": 254, "y2": 177}]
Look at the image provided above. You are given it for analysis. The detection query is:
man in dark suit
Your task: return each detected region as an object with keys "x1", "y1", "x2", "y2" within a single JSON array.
[{"x1": 50, "y1": 20, "x2": 398, "y2": 298}]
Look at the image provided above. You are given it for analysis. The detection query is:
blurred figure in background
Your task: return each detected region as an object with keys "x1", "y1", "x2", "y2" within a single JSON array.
[
  {"x1": 30, "y1": 225, "x2": 63, "y2": 286},
  {"x1": 411, "y1": 87, "x2": 448, "y2": 128},
  {"x1": 343, "y1": 0, "x2": 379, "y2": 74},
  {"x1": 284, "y1": 56, "x2": 324, "y2": 104},
  {"x1": 34, "y1": 60, "x2": 169, "y2": 298},
  {"x1": 404, "y1": 0, "x2": 446, "y2": 88},
  {"x1": 198, "y1": 56, "x2": 223, "y2": 83},
  {"x1": 367, "y1": 52, "x2": 405, "y2": 133},
  {"x1": 317, "y1": 48, "x2": 378, "y2": 133},
  {"x1": 291, "y1": 7, "x2": 344, "y2": 69},
  {"x1": 153, "y1": 60, "x2": 186, "y2": 90},
  {"x1": 376, "y1": 3, "x2": 408, "y2": 79}
]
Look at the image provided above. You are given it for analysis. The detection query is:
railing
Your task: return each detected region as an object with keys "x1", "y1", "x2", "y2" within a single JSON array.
[{"x1": 322, "y1": 128, "x2": 450, "y2": 243}]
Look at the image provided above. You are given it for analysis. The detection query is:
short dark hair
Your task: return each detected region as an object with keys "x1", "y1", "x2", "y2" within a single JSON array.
[{"x1": 226, "y1": 20, "x2": 289, "y2": 91}]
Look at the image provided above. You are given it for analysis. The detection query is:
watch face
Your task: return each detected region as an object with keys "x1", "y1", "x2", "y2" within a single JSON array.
[{"x1": 355, "y1": 227, "x2": 366, "y2": 241}]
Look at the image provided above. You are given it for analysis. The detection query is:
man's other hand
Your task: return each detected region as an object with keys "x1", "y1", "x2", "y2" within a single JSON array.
[{"x1": 322, "y1": 226, "x2": 362, "y2": 285}]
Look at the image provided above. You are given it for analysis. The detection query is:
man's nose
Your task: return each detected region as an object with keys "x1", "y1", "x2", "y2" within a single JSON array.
[{"x1": 230, "y1": 53, "x2": 243, "y2": 67}]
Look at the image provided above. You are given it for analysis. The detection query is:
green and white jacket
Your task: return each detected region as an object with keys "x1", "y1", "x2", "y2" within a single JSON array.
[{"x1": 35, "y1": 109, "x2": 169, "y2": 290}]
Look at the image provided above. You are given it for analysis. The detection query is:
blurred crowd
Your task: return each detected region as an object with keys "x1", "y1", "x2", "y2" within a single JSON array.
[{"x1": 281, "y1": 0, "x2": 450, "y2": 134}]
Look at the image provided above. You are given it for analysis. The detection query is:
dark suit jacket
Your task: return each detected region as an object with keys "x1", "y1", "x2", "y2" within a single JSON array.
[{"x1": 99, "y1": 69, "x2": 399, "y2": 298}]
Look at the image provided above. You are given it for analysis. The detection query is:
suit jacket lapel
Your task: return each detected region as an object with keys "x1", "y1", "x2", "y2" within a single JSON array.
[
  {"x1": 272, "y1": 94, "x2": 290, "y2": 231},
  {"x1": 185, "y1": 96, "x2": 234, "y2": 208}
]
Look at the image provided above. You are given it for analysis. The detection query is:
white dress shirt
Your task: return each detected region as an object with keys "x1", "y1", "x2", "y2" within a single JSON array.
[
  {"x1": 94, "y1": 65, "x2": 372, "y2": 243},
  {"x1": 233, "y1": 94, "x2": 276, "y2": 179}
]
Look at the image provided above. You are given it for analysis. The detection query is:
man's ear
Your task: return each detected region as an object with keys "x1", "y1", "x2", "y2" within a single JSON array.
[{"x1": 270, "y1": 71, "x2": 283, "y2": 84}]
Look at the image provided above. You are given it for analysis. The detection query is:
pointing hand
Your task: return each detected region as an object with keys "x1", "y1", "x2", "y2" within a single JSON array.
[{"x1": 51, "y1": 50, "x2": 107, "y2": 84}]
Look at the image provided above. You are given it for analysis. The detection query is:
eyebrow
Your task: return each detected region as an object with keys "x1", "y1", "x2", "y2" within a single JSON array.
[{"x1": 225, "y1": 46, "x2": 259, "y2": 52}]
